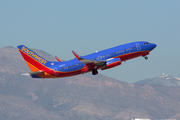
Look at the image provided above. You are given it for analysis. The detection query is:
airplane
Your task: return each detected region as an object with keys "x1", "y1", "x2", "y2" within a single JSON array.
[{"x1": 17, "y1": 41, "x2": 157, "y2": 78}]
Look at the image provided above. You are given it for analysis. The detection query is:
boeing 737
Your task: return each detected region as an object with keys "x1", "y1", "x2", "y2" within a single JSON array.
[{"x1": 17, "y1": 41, "x2": 156, "y2": 78}]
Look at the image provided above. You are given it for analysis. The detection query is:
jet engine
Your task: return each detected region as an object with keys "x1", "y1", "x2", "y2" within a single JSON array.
[{"x1": 101, "y1": 58, "x2": 121, "y2": 70}]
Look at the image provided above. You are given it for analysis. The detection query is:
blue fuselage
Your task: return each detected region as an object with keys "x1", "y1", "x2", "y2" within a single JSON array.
[{"x1": 48, "y1": 41, "x2": 156, "y2": 75}]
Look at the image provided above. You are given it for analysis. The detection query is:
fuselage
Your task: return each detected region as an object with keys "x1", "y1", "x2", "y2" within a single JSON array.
[{"x1": 43, "y1": 41, "x2": 156, "y2": 78}]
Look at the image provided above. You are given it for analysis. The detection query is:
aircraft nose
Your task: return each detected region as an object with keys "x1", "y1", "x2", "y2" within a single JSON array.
[{"x1": 150, "y1": 43, "x2": 157, "y2": 50}]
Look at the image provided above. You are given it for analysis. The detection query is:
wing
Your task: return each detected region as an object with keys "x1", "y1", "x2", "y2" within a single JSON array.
[{"x1": 72, "y1": 51, "x2": 106, "y2": 68}]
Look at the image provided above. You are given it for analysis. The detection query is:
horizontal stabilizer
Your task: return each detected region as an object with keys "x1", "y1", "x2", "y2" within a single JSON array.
[
  {"x1": 21, "y1": 73, "x2": 30, "y2": 75},
  {"x1": 28, "y1": 71, "x2": 44, "y2": 75},
  {"x1": 21, "y1": 71, "x2": 44, "y2": 78}
]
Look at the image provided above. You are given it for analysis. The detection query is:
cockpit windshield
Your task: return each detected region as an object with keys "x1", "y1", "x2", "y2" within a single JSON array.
[{"x1": 144, "y1": 42, "x2": 149, "y2": 45}]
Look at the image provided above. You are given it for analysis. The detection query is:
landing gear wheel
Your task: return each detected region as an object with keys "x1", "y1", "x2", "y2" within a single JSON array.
[
  {"x1": 145, "y1": 56, "x2": 148, "y2": 60},
  {"x1": 92, "y1": 69, "x2": 98, "y2": 75}
]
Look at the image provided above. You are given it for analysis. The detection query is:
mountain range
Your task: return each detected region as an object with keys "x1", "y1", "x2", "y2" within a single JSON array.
[
  {"x1": 0, "y1": 46, "x2": 180, "y2": 120},
  {"x1": 134, "y1": 73, "x2": 180, "y2": 86}
]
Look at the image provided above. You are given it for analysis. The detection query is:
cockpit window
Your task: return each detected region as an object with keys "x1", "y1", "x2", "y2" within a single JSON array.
[{"x1": 144, "y1": 42, "x2": 149, "y2": 45}]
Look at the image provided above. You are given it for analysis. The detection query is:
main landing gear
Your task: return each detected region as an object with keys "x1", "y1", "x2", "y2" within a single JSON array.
[{"x1": 92, "y1": 69, "x2": 98, "y2": 75}]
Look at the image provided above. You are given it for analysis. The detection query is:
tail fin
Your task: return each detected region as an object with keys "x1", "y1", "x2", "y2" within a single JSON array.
[{"x1": 17, "y1": 45, "x2": 51, "y2": 72}]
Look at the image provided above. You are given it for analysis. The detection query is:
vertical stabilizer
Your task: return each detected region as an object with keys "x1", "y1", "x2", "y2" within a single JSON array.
[{"x1": 17, "y1": 45, "x2": 51, "y2": 72}]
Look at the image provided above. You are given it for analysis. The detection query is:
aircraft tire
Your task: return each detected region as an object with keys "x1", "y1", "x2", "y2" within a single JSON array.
[
  {"x1": 145, "y1": 56, "x2": 148, "y2": 60},
  {"x1": 92, "y1": 69, "x2": 98, "y2": 75}
]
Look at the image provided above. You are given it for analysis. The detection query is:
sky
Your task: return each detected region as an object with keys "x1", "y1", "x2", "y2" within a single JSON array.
[{"x1": 0, "y1": 0, "x2": 180, "y2": 83}]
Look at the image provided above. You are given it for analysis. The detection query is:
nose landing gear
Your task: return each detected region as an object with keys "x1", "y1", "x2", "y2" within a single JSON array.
[
  {"x1": 142, "y1": 53, "x2": 149, "y2": 60},
  {"x1": 144, "y1": 56, "x2": 148, "y2": 60}
]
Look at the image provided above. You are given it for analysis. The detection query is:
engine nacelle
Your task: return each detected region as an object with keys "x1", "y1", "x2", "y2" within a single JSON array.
[{"x1": 101, "y1": 58, "x2": 121, "y2": 70}]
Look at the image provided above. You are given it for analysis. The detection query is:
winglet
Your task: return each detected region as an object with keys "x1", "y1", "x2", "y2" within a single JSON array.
[
  {"x1": 55, "y1": 56, "x2": 61, "y2": 62},
  {"x1": 72, "y1": 51, "x2": 82, "y2": 60}
]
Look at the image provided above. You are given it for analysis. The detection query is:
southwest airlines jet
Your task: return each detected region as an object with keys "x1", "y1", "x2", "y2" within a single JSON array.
[{"x1": 17, "y1": 41, "x2": 156, "y2": 78}]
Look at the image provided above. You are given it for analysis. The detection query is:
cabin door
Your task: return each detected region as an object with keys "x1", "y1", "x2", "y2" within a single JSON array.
[{"x1": 136, "y1": 43, "x2": 141, "y2": 51}]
